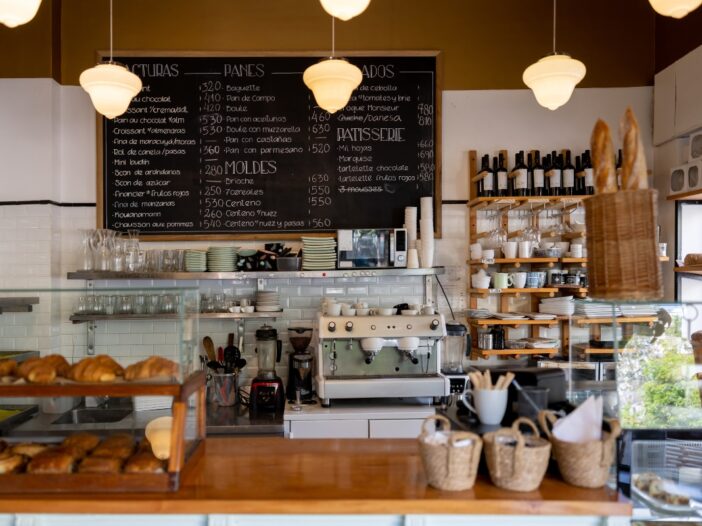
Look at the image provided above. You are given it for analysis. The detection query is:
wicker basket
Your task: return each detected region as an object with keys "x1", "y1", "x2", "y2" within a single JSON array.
[
  {"x1": 538, "y1": 411, "x2": 621, "y2": 489},
  {"x1": 418, "y1": 415, "x2": 482, "y2": 491},
  {"x1": 584, "y1": 189, "x2": 663, "y2": 300},
  {"x1": 483, "y1": 417, "x2": 551, "y2": 492}
]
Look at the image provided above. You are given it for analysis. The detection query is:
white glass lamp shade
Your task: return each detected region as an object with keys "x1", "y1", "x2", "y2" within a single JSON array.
[
  {"x1": 522, "y1": 54, "x2": 586, "y2": 111},
  {"x1": 0, "y1": 0, "x2": 42, "y2": 28},
  {"x1": 319, "y1": 0, "x2": 370, "y2": 20},
  {"x1": 303, "y1": 58, "x2": 363, "y2": 114},
  {"x1": 79, "y1": 63, "x2": 143, "y2": 119},
  {"x1": 145, "y1": 416, "x2": 173, "y2": 460},
  {"x1": 649, "y1": 0, "x2": 702, "y2": 18}
]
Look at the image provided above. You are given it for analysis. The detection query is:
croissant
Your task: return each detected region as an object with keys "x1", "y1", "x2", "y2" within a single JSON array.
[
  {"x1": 591, "y1": 119, "x2": 617, "y2": 194},
  {"x1": 0, "y1": 359, "x2": 16, "y2": 377},
  {"x1": 67, "y1": 357, "x2": 116, "y2": 383},
  {"x1": 620, "y1": 107, "x2": 648, "y2": 190},
  {"x1": 17, "y1": 358, "x2": 56, "y2": 384},
  {"x1": 42, "y1": 355, "x2": 70, "y2": 377},
  {"x1": 125, "y1": 356, "x2": 178, "y2": 381},
  {"x1": 94, "y1": 355, "x2": 124, "y2": 377}
]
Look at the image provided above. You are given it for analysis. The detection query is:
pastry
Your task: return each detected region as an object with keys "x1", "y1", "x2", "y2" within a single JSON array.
[
  {"x1": 684, "y1": 253, "x2": 702, "y2": 266},
  {"x1": 0, "y1": 450, "x2": 25, "y2": 474},
  {"x1": 42, "y1": 355, "x2": 70, "y2": 377},
  {"x1": 125, "y1": 356, "x2": 178, "y2": 381},
  {"x1": 0, "y1": 440, "x2": 6, "y2": 454},
  {"x1": 10, "y1": 443, "x2": 48, "y2": 458},
  {"x1": 27, "y1": 449, "x2": 75, "y2": 474},
  {"x1": 91, "y1": 434, "x2": 135, "y2": 460},
  {"x1": 67, "y1": 357, "x2": 117, "y2": 383},
  {"x1": 16, "y1": 354, "x2": 70, "y2": 384},
  {"x1": 52, "y1": 445, "x2": 87, "y2": 460},
  {"x1": 78, "y1": 456, "x2": 122, "y2": 474},
  {"x1": 0, "y1": 359, "x2": 17, "y2": 378},
  {"x1": 63, "y1": 433, "x2": 101, "y2": 453},
  {"x1": 591, "y1": 119, "x2": 617, "y2": 194},
  {"x1": 620, "y1": 107, "x2": 648, "y2": 190},
  {"x1": 124, "y1": 451, "x2": 165, "y2": 474},
  {"x1": 94, "y1": 355, "x2": 124, "y2": 377}
]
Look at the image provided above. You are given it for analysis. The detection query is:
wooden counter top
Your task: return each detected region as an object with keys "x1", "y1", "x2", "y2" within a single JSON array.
[{"x1": 0, "y1": 437, "x2": 631, "y2": 516}]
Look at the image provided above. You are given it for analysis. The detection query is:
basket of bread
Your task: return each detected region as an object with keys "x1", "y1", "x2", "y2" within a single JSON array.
[{"x1": 586, "y1": 108, "x2": 663, "y2": 300}]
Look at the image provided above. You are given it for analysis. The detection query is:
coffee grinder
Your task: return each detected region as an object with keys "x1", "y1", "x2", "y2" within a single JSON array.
[
  {"x1": 250, "y1": 324, "x2": 285, "y2": 416},
  {"x1": 286, "y1": 327, "x2": 315, "y2": 404}
]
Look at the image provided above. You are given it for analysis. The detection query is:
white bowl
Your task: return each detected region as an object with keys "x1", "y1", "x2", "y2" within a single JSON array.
[
  {"x1": 401, "y1": 309, "x2": 418, "y2": 316},
  {"x1": 375, "y1": 308, "x2": 395, "y2": 316}
]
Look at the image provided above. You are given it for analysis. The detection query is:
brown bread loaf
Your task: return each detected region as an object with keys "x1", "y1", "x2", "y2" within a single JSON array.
[
  {"x1": 591, "y1": 119, "x2": 617, "y2": 194},
  {"x1": 620, "y1": 107, "x2": 648, "y2": 190}
]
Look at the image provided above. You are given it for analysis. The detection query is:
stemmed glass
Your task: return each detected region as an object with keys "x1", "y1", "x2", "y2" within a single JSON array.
[{"x1": 486, "y1": 211, "x2": 507, "y2": 255}]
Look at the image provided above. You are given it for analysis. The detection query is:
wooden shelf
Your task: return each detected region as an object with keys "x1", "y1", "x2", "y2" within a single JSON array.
[
  {"x1": 467, "y1": 257, "x2": 558, "y2": 268},
  {"x1": 479, "y1": 348, "x2": 558, "y2": 356},
  {"x1": 469, "y1": 288, "x2": 557, "y2": 297},
  {"x1": 69, "y1": 312, "x2": 281, "y2": 323},
  {"x1": 0, "y1": 371, "x2": 205, "y2": 400},
  {"x1": 470, "y1": 318, "x2": 560, "y2": 326},
  {"x1": 554, "y1": 285, "x2": 588, "y2": 295},
  {"x1": 468, "y1": 196, "x2": 588, "y2": 210},
  {"x1": 560, "y1": 257, "x2": 667, "y2": 265},
  {"x1": 0, "y1": 297, "x2": 39, "y2": 314},
  {"x1": 574, "y1": 316, "x2": 656, "y2": 326},
  {"x1": 667, "y1": 189, "x2": 702, "y2": 201},
  {"x1": 675, "y1": 266, "x2": 702, "y2": 275}
]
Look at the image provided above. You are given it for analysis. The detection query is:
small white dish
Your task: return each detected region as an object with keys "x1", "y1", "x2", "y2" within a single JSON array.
[{"x1": 401, "y1": 309, "x2": 418, "y2": 316}]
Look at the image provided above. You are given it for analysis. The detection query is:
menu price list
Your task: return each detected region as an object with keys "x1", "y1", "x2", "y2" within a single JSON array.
[{"x1": 103, "y1": 56, "x2": 437, "y2": 235}]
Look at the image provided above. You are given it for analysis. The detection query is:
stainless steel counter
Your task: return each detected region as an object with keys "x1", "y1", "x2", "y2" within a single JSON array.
[{"x1": 206, "y1": 403, "x2": 284, "y2": 436}]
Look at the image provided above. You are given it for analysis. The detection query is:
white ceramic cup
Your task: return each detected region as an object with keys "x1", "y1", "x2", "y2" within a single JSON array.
[
  {"x1": 353, "y1": 302, "x2": 368, "y2": 310},
  {"x1": 493, "y1": 272, "x2": 513, "y2": 289},
  {"x1": 482, "y1": 249, "x2": 495, "y2": 261},
  {"x1": 518, "y1": 241, "x2": 532, "y2": 259},
  {"x1": 421, "y1": 305, "x2": 435, "y2": 315},
  {"x1": 570, "y1": 243, "x2": 583, "y2": 258},
  {"x1": 658, "y1": 243, "x2": 667, "y2": 257},
  {"x1": 470, "y1": 243, "x2": 482, "y2": 260},
  {"x1": 356, "y1": 308, "x2": 370, "y2": 316},
  {"x1": 407, "y1": 248, "x2": 420, "y2": 269},
  {"x1": 327, "y1": 303, "x2": 342, "y2": 316},
  {"x1": 460, "y1": 388, "x2": 508, "y2": 425},
  {"x1": 556, "y1": 241, "x2": 570, "y2": 254},
  {"x1": 510, "y1": 272, "x2": 527, "y2": 289},
  {"x1": 472, "y1": 274, "x2": 491, "y2": 289},
  {"x1": 341, "y1": 306, "x2": 356, "y2": 316},
  {"x1": 502, "y1": 241, "x2": 518, "y2": 259},
  {"x1": 243, "y1": 306, "x2": 255, "y2": 313},
  {"x1": 240, "y1": 298, "x2": 251, "y2": 307}
]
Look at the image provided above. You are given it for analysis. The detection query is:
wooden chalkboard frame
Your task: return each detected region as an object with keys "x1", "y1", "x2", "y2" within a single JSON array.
[{"x1": 95, "y1": 50, "x2": 443, "y2": 240}]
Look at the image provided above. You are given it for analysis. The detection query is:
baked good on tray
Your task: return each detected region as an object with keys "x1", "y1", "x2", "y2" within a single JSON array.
[
  {"x1": 91, "y1": 434, "x2": 135, "y2": 460},
  {"x1": 0, "y1": 450, "x2": 25, "y2": 474},
  {"x1": 77, "y1": 456, "x2": 123, "y2": 474},
  {"x1": 26, "y1": 449, "x2": 76, "y2": 474},
  {"x1": 124, "y1": 451, "x2": 166, "y2": 474},
  {"x1": 16, "y1": 354, "x2": 70, "y2": 384},
  {"x1": 63, "y1": 433, "x2": 101, "y2": 453},
  {"x1": 0, "y1": 360, "x2": 17, "y2": 378},
  {"x1": 10, "y1": 443, "x2": 48, "y2": 458},
  {"x1": 124, "y1": 356, "x2": 178, "y2": 381},
  {"x1": 68, "y1": 357, "x2": 117, "y2": 383}
]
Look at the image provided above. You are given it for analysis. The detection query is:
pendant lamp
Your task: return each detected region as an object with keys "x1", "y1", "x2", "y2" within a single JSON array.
[
  {"x1": 79, "y1": 0, "x2": 141, "y2": 119},
  {"x1": 522, "y1": 0, "x2": 586, "y2": 111},
  {"x1": 0, "y1": 0, "x2": 42, "y2": 28},
  {"x1": 303, "y1": 17, "x2": 362, "y2": 114},
  {"x1": 319, "y1": 0, "x2": 370, "y2": 21},
  {"x1": 649, "y1": 0, "x2": 702, "y2": 18}
]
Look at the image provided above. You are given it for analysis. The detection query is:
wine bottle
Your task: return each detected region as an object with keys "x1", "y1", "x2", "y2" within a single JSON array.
[
  {"x1": 477, "y1": 154, "x2": 493, "y2": 197},
  {"x1": 497, "y1": 153, "x2": 509, "y2": 197},
  {"x1": 512, "y1": 151, "x2": 528, "y2": 197},
  {"x1": 562, "y1": 150, "x2": 575, "y2": 196},
  {"x1": 527, "y1": 152, "x2": 534, "y2": 196},
  {"x1": 542, "y1": 153, "x2": 552, "y2": 196},
  {"x1": 574, "y1": 154, "x2": 584, "y2": 195},
  {"x1": 548, "y1": 150, "x2": 562, "y2": 196},
  {"x1": 532, "y1": 150, "x2": 545, "y2": 196},
  {"x1": 615, "y1": 149, "x2": 623, "y2": 189},
  {"x1": 583, "y1": 149, "x2": 595, "y2": 195}
]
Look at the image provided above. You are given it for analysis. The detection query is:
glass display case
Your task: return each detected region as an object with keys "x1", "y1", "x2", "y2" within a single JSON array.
[
  {"x1": 567, "y1": 300, "x2": 702, "y2": 523},
  {"x1": 0, "y1": 287, "x2": 204, "y2": 492}
]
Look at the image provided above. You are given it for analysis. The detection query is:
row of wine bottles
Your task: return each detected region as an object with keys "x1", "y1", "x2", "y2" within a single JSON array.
[{"x1": 474, "y1": 149, "x2": 623, "y2": 197}]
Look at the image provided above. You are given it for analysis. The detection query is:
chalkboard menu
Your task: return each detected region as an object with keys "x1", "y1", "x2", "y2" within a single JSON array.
[{"x1": 100, "y1": 53, "x2": 440, "y2": 238}]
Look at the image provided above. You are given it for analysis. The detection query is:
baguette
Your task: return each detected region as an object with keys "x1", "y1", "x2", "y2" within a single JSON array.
[
  {"x1": 483, "y1": 369, "x2": 493, "y2": 390},
  {"x1": 591, "y1": 119, "x2": 617, "y2": 194},
  {"x1": 620, "y1": 107, "x2": 648, "y2": 190}
]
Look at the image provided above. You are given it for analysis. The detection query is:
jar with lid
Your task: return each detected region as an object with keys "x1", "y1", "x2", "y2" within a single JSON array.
[{"x1": 478, "y1": 328, "x2": 493, "y2": 350}]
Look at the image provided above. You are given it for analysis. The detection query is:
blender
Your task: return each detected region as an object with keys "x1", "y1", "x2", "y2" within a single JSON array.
[
  {"x1": 286, "y1": 327, "x2": 315, "y2": 405},
  {"x1": 442, "y1": 321, "x2": 470, "y2": 408},
  {"x1": 249, "y1": 324, "x2": 285, "y2": 416}
]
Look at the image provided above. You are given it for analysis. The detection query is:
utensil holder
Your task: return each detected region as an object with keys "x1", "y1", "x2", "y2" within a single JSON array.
[
  {"x1": 483, "y1": 417, "x2": 551, "y2": 492},
  {"x1": 418, "y1": 415, "x2": 482, "y2": 491},
  {"x1": 538, "y1": 410, "x2": 621, "y2": 489},
  {"x1": 209, "y1": 372, "x2": 238, "y2": 407},
  {"x1": 585, "y1": 189, "x2": 663, "y2": 300}
]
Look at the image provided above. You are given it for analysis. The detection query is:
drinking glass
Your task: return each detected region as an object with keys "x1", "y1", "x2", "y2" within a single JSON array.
[
  {"x1": 162, "y1": 250, "x2": 176, "y2": 272},
  {"x1": 147, "y1": 295, "x2": 160, "y2": 314},
  {"x1": 118, "y1": 295, "x2": 133, "y2": 314},
  {"x1": 79, "y1": 230, "x2": 96, "y2": 271},
  {"x1": 104, "y1": 295, "x2": 117, "y2": 315},
  {"x1": 76, "y1": 296, "x2": 88, "y2": 314},
  {"x1": 134, "y1": 294, "x2": 147, "y2": 315},
  {"x1": 160, "y1": 294, "x2": 175, "y2": 314}
]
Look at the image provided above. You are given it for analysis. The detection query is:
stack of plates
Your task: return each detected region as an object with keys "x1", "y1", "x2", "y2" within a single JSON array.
[
  {"x1": 256, "y1": 291, "x2": 282, "y2": 312},
  {"x1": 539, "y1": 296, "x2": 575, "y2": 316},
  {"x1": 207, "y1": 246, "x2": 237, "y2": 272},
  {"x1": 467, "y1": 308, "x2": 492, "y2": 319},
  {"x1": 493, "y1": 312, "x2": 528, "y2": 320},
  {"x1": 575, "y1": 300, "x2": 622, "y2": 318},
  {"x1": 620, "y1": 304, "x2": 657, "y2": 317},
  {"x1": 302, "y1": 237, "x2": 337, "y2": 270},
  {"x1": 185, "y1": 250, "x2": 206, "y2": 272}
]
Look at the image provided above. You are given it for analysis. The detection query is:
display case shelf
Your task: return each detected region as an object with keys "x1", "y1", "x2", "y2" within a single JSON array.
[
  {"x1": 479, "y1": 348, "x2": 558, "y2": 356},
  {"x1": 666, "y1": 189, "x2": 702, "y2": 201},
  {"x1": 469, "y1": 318, "x2": 561, "y2": 326},
  {"x1": 67, "y1": 267, "x2": 445, "y2": 281},
  {"x1": 69, "y1": 312, "x2": 280, "y2": 323},
  {"x1": 573, "y1": 316, "x2": 657, "y2": 326},
  {"x1": 467, "y1": 257, "x2": 558, "y2": 268},
  {"x1": 469, "y1": 288, "x2": 557, "y2": 297},
  {"x1": 674, "y1": 266, "x2": 702, "y2": 275}
]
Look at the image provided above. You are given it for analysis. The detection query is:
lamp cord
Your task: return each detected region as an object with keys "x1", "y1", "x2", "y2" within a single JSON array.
[
  {"x1": 552, "y1": 0, "x2": 556, "y2": 55},
  {"x1": 110, "y1": 0, "x2": 113, "y2": 62}
]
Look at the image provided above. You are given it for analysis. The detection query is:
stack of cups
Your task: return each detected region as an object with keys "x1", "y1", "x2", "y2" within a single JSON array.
[
  {"x1": 404, "y1": 207, "x2": 418, "y2": 249},
  {"x1": 419, "y1": 197, "x2": 434, "y2": 268}
]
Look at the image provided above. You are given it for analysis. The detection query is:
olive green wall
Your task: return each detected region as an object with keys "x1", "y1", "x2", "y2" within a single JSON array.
[{"x1": 1, "y1": 0, "x2": 659, "y2": 88}]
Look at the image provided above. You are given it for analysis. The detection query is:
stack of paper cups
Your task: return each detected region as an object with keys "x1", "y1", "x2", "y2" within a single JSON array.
[
  {"x1": 419, "y1": 217, "x2": 434, "y2": 268},
  {"x1": 404, "y1": 207, "x2": 418, "y2": 249},
  {"x1": 420, "y1": 196, "x2": 433, "y2": 223}
]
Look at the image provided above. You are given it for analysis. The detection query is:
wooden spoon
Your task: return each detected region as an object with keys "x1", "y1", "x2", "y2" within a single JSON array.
[{"x1": 203, "y1": 336, "x2": 216, "y2": 362}]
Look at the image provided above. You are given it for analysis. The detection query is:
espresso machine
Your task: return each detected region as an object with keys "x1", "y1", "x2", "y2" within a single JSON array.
[
  {"x1": 286, "y1": 327, "x2": 315, "y2": 403},
  {"x1": 315, "y1": 313, "x2": 450, "y2": 406},
  {"x1": 250, "y1": 324, "x2": 285, "y2": 416}
]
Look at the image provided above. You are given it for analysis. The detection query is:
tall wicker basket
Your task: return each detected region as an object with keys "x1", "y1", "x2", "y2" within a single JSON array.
[{"x1": 585, "y1": 189, "x2": 663, "y2": 300}]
